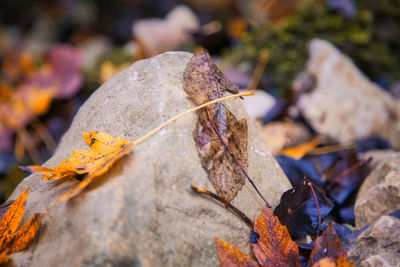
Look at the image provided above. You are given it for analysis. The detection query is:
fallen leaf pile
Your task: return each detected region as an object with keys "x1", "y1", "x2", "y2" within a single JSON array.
[
  {"x1": 0, "y1": 189, "x2": 43, "y2": 264},
  {"x1": 22, "y1": 131, "x2": 134, "y2": 201},
  {"x1": 0, "y1": 45, "x2": 83, "y2": 161},
  {"x1": 216, "y1": 207, "x2": 354, "y2": 267}
]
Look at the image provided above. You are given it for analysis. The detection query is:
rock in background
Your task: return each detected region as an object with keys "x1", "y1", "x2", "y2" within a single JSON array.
[
  {"x1": 348, "y1": 215, "x2": 400, "y2": 266},
  {"x1": 9, "y1": 52, "x2": 291, "y2": 266},
  {"x1": 294, "y1": 39, "x2": 400, "y2": 148},
  {"x1": 354, "y1": 154, "x2": 400, "y2": 228}
]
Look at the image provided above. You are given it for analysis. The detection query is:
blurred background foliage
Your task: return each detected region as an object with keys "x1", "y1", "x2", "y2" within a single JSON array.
[
  {"x1": 229, "y1": 0, "x2": 400, "y2": 97},
  {"x1": 0, "y1": 0, "x2": 399, "y2": 202}
]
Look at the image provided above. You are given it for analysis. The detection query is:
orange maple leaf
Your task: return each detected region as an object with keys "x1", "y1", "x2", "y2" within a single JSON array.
[
  {"x1": 307, "y1": 224, "x2": 354, "y2": 267},
  {"x1": 0, "y1": 189, "x2": 44, "y2": 264},
  {"x1": 252, "y1": 207, "x2": 301, "y2": 267},
  {"x1": 215, "y1": 207, "x2": 300, "y2": 267},
  {"x1": 311, "y1": 256, "x2": 355, "y2": 267},
  {"x1": 215, "y1": 211, "x2": 355, "y2": 267},
  {"x1": 215, "y1": 238, "x2": 260, "y2": 267},
  {"x1": 22, "y1": 131, "x2": 134, "y2": 201}
]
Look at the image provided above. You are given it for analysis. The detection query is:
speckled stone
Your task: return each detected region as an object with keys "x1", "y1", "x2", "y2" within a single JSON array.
[
  {"x1": 294, "y1": 39, "x2": 400, "y2": 148},
  {"x1": 10, "y1": 52, "x2": 291, "y2": 266}
]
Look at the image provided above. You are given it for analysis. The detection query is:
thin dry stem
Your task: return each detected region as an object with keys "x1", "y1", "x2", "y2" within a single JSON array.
[
  {"x1": 132, "y1": 91, "x2": 254, "y2": 146},
  {"x1": 16, "y1": 127, "x2": 41, "y2": 163},
  {"x1": 308, "y1": 143, "x2": 357, "y2": 155},
  {"x1": 307, "y1": 181, "x2": 321, "y2": 236},
  {"x1": 247, "y1": 50, "x2": 270, "y2": 91},
  {"x1": 32, "y1": 118, "x2": 56, "y2": 151},
  {"x1": 191, "y1": 184, "x2": 254, "y2": 228}
]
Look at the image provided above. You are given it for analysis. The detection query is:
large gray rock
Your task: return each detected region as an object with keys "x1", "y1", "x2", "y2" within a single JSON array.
[
  {"x1": 355, "y1": 155, "x2": 400, "y2": 228},
  {"x1": 348, "y1": 215, "x2": 400, "y2": 266},
  {"x1": 294, "y1": 39, "x2": 400, "y2": 148},
  {"x1": 9, "y1": 52, "x2": 291, "y2": 266}
]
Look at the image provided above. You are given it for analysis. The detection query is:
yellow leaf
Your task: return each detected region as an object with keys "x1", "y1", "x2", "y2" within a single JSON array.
[
  {"x1": 23, "y1": 131, "x2": 134, "y2": 201},
  {"x1": 215, "y1": 238, "x2": 260, "y2": 267},
  {"x1": 278, "y1": 137, "x2": 320, "y2": 159},
  {"x1": 0, "y1": 189, "x2": 44, "y2": 263},
  {"x1": 22, "y1": 92, "x2": 254, "y2": 201}
]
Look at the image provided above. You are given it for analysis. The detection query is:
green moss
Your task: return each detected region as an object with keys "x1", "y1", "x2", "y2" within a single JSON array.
[{"x1": 228, "y1": 0, "x2": 400, "y2": 96}]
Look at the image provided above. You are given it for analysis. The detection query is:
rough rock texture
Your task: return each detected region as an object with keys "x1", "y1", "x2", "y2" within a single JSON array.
[
  {"x1": 359, "y1": 150, "x2": 399, "y2": 170},
  {"x1": 9, "y1": 52, "x2": 291, "y2": 266},
  {"x1": 348, "y1": 215, "x2": 400, "y2": 266},
  {"x1": 355, "y1": 155, "x2": 400, "y2": 228},
  {"x1": 294, "y1": 39, "x2": 400, "y2": 148}
]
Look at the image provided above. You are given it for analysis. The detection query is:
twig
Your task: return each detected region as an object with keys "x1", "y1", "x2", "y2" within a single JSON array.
[
  {"x1": 191, "y1": 184, "x2": 254, "y2": 228},
  {"x1": 32, "y1": 118, "x2": 56, "y2": 151},
  {"x1": 332, "y1": 157, "x2": 371, "y2": 184},
  {"x1": 308, "y1": 143, "x2": 357, "y2": 155},
  {"x1": 132, "y1": 91, "x2": 254, "y2": 147},
  {"x1": 16, "y1": 127, "x2": 41, "y2": 163},
  {"x1": 307, "y1": 180, "x2": 321, "y2": 236},
  {"x1": 247, "y1": 49, "x2": 270, "y2": 91}
]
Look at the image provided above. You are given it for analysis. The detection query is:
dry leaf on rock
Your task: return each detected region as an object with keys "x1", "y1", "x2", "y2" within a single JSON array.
[
  {"x1": 0, "y1": 189, "x2": 43, "y2": 263},
  {"x1": 252, "y1": 207, "x2": 301, "y2": 267},
  {"x1": 22, "y1": 131, "x2": 133, "y2": 201},
  {"x1": 307, "y1": 224, "x2": 346, "y2": 267},
  {"x1": 195, "y1": 107, "x2": 248, "y2": 202},
  {"x1": 216, "y1": 238, "x2": 260, "y2": 267},
  {"x1": 184, "y1": 51, "x2": 248, "y2": 202},
  {"x1": 183, "y1": 50, "x2": 238, "y2": 105}
]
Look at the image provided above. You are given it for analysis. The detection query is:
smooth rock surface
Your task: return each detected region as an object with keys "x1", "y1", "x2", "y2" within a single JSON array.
[
  {"x1": 9, "y1": 51, "x2": 291, "y2": 266},
  {"x1": 348, "y1": 216, "x2": 400, "y2": 266},
  {"x1": 294, "y1": 39, "x2": 400, "y2": 148},
  {"x1": 355, "y1": 155, "x2": 400, "y2": 228}
]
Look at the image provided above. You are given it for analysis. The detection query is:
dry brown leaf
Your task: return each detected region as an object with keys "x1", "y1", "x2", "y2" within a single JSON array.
[
  {"x1": 252, "y1": 207, "x2": 300, "y2": 267},
  {"x1": 312, "y1": 257, "x2": 355, "y2": 267},
  {"x1": 22, "y1": 131, "x2": 133, "y2": 201},
  {"x1": 216, "y1": 238, "x2": 260, "y2": 267},
  {"x1": 195, "y1": 107, "x2": 248, "y2": 202},
  {"x1": 184, "y1": 50, "x2": 248, "y2": 202},
  {"x1": 307, "y1": 224, "x2": 346, "y2": 267},
  {"x1": 183, "y1": 50, "x2": 238, "y2": 105},
  {"x1": 0, "y1": 189, "x2": 44, "y2": 263}
]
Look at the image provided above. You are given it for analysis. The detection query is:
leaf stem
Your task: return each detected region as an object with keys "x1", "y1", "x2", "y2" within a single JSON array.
[
  {"x1": 191, "y1": 184, "x2": 254, "y2": 228},
  {"x1": 307, "y1": 181, "x2": 321, "y2": 236},
  {"x1": 132, "y1": 91, "x2": 254, "y2": 146},
  {"x1": 333, "y1": 157, "x2": 371, "y2": 184}
]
